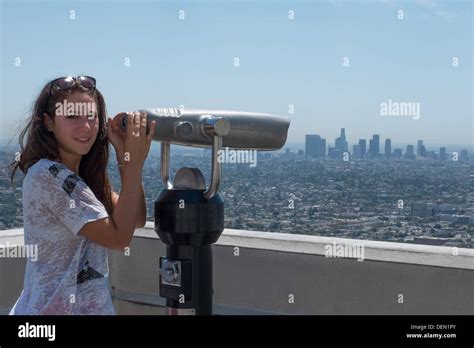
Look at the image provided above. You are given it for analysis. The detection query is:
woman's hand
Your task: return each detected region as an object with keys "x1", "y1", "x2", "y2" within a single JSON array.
[
  {"x1": 122, "y1": 111, "x2": 156, "y2": 169},
  {"x1": 107, "y1": 113, "x2": 127, "y2": 158}
]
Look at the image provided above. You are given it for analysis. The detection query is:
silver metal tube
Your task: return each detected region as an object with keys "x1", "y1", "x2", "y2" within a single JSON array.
[{"x1": 120, "y1": 108, "x2": 290, "y2": 150}]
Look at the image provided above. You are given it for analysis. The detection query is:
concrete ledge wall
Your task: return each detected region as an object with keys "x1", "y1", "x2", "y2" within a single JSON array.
[
  {"x1": 0, "y1": 229, "x2": 27, "y2": 314},
  {"x1": 110, "y1": 223, "x2": 474, "y2": 314},
  {"x1": 2, "y1": 224, "x2": 474, "y2": 314}
]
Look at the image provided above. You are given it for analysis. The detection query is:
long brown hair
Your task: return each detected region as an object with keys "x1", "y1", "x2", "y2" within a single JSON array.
[{"x1": 8, "y1": 77, "x2": 115, "y2": 217}]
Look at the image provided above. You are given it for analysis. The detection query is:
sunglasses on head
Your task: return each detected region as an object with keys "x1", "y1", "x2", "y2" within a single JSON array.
[{"x1": 44, "y1": 75, "x2": 96, "y2": 111}]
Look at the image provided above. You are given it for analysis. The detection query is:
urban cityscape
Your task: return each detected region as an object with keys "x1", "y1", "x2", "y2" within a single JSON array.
[
  {"x1": 306, "y1": 128, "x2": 470, "y2": 162},
  {"x1": 0, "y1": 128, "x2": 472, "y2": 249}
]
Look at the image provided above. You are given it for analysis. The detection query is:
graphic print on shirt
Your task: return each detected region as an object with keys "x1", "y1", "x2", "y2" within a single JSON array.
[
  {"x1": 48, "y1": 163, "x2": 65, "y2": 178},
  {"x1": 77, "y1": 260, "x2": 105, "y2": 285},
  {"x1": 62, "y1": 174, "x2": 81, "y2": 197},
  {"x1": 47, "y1": 163, "x2": 82, "y2": 198}
]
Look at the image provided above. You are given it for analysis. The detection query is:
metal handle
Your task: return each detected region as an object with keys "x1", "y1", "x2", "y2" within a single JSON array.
[
  {"x1": 159, "y1": 116, "x2": 229, "y2": 199},
  {"x1": 202, "y1": 116, "x2": 229, "y2": 199},
  {"x1": 203, "y1": 135, "x2": 222, "y2": 199},
  {"x1": 160, "y1": 142, "x2": 173, "y2": 190}
]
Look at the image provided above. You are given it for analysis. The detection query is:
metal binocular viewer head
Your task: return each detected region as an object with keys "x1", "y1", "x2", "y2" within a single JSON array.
[
  {"x1": 120, "y1": 107, "x2": 291, "y2": 199},
  {"x1": 120, "y1": 107, "x2": 290, "y2": 315}
]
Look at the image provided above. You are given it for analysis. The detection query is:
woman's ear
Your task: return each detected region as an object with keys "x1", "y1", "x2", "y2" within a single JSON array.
[{"x1": 43, "y1": 113, "x2": 54, "y2": 132}]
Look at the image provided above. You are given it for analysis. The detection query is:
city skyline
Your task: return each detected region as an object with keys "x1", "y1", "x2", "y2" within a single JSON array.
[{"x1": 303, "y1": 126, "x2": 471, "y2": 159}]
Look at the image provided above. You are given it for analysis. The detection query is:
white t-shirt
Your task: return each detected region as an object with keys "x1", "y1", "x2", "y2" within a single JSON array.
[{"x1": 9, "y1": 158, "x2": 115, "y2": 315}]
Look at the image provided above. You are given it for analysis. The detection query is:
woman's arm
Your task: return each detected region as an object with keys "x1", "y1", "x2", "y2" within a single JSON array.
[
  {"x1": 112, "y1": 185, "x2": 146, "y2": 229},
  {"x1": 79, "y1": 164, "x2": 145, "y2": 250},
  {"x1": 114, "y1": 146, "x2": 147, "y2": 228},
  {"x1": 78, "y1": 112, "x2": 155, "y2": 250}
]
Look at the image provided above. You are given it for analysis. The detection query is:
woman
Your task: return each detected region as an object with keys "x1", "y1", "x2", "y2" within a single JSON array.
[{"x1": 8, "y1": 75, "x2": 156, "y2": 314}]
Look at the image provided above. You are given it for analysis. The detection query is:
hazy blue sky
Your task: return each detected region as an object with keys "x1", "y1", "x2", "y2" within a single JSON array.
[{"x1": 1, "y1": 0, "x2": 472, "y2": 150}]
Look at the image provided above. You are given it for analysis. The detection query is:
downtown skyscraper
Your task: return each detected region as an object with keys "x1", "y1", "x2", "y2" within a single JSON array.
[{"x1": 305, "y1": 134, "x2": 326, "y2": 158}]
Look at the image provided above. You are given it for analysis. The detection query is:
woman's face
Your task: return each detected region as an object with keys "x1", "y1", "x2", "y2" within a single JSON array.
[{"x1": 44, "y1": 91, "x2": 100, "y2": 156}]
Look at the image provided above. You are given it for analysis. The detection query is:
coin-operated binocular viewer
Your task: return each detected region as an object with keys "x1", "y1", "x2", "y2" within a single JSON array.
[{"x1": 121, "y1": 108, "x2": 290, "y2": 315}]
